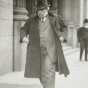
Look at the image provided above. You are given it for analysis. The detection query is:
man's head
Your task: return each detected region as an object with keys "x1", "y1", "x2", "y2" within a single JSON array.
[
  {"x1": 37, "y1": 0, "x2": 49, "y2": 18},
  {"x1": 83, "y1": 18, "x2": 88, "y2": 27}
]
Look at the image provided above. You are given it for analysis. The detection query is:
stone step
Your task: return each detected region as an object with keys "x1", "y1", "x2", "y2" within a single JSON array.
[{"x1": 0, "y1": 72, "x2": 43, "y2": 88}]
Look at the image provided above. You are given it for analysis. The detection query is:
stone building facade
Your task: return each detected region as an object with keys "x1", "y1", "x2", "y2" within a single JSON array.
[
  {"x1": 0, "y1": 0, "x2": 13, "y2": 75},
  {"x1": 0, "y1": 0, "x2": 88, "y2": 75}
]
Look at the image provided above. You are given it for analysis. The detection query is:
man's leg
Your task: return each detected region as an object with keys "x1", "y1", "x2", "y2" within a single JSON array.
[
  {"x1": 80, "y1": 42, "x2": 84, "y2": 61},
  {"x1": 41, "y1": 56, "x2": 55, "y2": 88},
  {"x1": 85, "y1": 42, "x2": 88, "y2": 61}
]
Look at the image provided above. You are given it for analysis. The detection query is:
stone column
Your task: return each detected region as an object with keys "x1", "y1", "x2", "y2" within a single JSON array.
[
  {"x1": 79, "y1": 0, "x2": 84, "y2": 26},
  {"x1": 13, "y1": 0, "x2": 28, "y2": 71},
  {"x1": 86, "y1": 0, "x2": 88, "y2": 18}
]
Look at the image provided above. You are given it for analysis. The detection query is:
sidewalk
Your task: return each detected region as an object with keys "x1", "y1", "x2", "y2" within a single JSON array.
[
  {"x1": 0, "y1": 45, "x2": 88, "y2": 88},
  {"x1": 56, "y1": 45, "x2": 88, "y2": 88}
]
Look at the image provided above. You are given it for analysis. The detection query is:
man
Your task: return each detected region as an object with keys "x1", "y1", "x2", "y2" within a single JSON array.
[
  {"x1": 77, "y1": 19, "x2": 88, "y2": 61},
  {"x1": 20, "y1": 0, "x2": 69, "y2": 88}
]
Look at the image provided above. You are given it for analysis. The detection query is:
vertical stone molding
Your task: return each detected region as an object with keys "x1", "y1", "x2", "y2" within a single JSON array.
[
  {"x1": 79, "y1": 0, "x2": 84, "y2": 26},
  {"x1": 67, "y1": 22, "x2": 78, "y2": 48},
  {"x1": 0, "y1": 0, "x2": 13, "y2": 75},
  {"x1": 86, "y1": 0, "x2": 88, "y2": 18},
  {"x1": 26, "y1": 0, "x2": 37, "y2": 17},
  {"x1": 13, "y1": 0, "x2": 28, "y2": 71}
]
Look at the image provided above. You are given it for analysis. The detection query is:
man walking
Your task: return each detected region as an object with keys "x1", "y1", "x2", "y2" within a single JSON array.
[
  {"x1": 20, "y1": 0, "x2": 69, "y2": 88},
  {"x1": 77, "y1": 19, "x2": 88, "y2": 61}
]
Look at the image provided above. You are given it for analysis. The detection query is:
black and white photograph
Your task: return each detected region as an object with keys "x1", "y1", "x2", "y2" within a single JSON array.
[{"x1": 0, "y1": 0, "x2": 88, "y2": 88}]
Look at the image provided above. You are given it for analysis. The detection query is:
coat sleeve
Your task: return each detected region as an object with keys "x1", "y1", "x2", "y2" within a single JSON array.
[{"x1": 20, "y1": 20, "x2": 30, "y2": 43}]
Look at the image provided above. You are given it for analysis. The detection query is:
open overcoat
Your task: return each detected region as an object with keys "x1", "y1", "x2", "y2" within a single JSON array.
[{"x1": 20, "y1": 15, "x2": 69, "y2": 79}]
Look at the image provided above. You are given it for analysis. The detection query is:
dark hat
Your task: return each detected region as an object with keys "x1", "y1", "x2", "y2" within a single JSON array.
[
  {"x1": 83, "y1": 18, "x2": 88, "y2": 23},
  {"x1": 37, "y1": 0, "x2": 49, "y2": 10}
]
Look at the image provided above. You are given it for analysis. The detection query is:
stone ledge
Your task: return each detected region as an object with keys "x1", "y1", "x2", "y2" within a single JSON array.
[{"x1": 0, "y1": 72, "x2": 43, "y2": 88}]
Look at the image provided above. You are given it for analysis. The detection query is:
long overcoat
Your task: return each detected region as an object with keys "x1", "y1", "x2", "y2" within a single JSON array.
[{"x1": 20, "y1": 15, "x2": 69, "y2": 79}]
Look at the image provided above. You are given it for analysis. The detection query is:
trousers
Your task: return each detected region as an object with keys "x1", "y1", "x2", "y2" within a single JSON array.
[
  {"x1": 40, "y1": 47, "x2": 56, "y2": 88},
  {"x1": 80, "y1": 40, "x2": 88, "y2": 61}
]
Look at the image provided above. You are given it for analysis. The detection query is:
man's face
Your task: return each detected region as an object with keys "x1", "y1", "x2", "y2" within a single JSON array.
[{"x1": 38, "y1": 8, "x2": 48, "y2": 18}]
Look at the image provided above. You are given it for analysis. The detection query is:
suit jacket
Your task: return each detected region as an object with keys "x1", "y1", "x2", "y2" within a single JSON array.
[
  {"x1": 20, "y1": 14, "x2": 69, "y2": 79},
  {"x1": 77, "y1": 27, "x2": 88, "y2": 42}
]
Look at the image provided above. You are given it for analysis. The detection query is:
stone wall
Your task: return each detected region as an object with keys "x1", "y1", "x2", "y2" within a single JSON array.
[
  {"x1": 61, "y1": 0, "x2": 82, "y2": 47},
  {"x1": 0, "y1": 0, "x2": 13, "y2": 75},
  {"x1": 63, "y1": 0, "x2": 80, "y2": 25}
]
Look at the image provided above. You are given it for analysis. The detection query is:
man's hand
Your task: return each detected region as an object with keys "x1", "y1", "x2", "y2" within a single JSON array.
[
  {"x1": 59, "y1": 36, "x2": 64, "y2": 42},
  {"x1": 23, "y1": 35, "x2": 29, "y2": 44}
]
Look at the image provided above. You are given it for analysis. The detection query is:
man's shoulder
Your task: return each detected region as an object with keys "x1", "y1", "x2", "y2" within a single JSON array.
[
  {"x1": 24, "y1": 16, "x2": 38, "y2": 27},
  {"x1": 77, "y1": 27, "x2": 85, "y2": 32},
  {"x1": 78, "y1": 26, "x2": 88, "y2": 29},
  {"x1": 78, "y1": 27, "x2": 88, "y2": 32},
  {"x1": 77, "y1": 27, "x2": 88, "y2": 38}
]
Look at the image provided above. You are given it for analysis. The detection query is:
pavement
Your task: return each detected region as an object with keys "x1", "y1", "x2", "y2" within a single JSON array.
[
  {"x1": 0, "y1": 44, "x2": 88, "y2": 88},
  {"x1": 55, "y1": 44, "x2": 88, "y2": 88}
]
